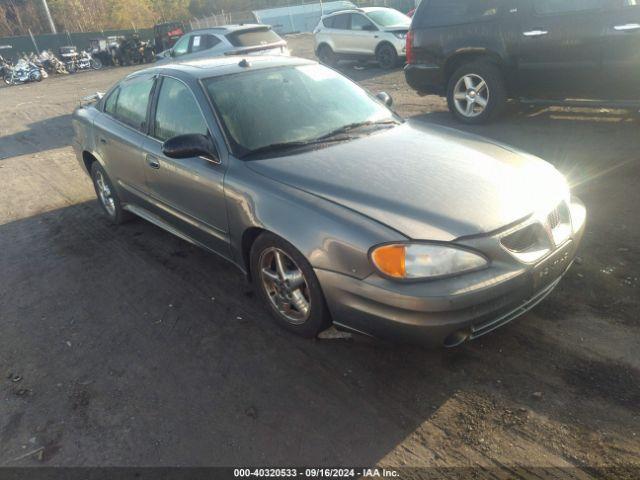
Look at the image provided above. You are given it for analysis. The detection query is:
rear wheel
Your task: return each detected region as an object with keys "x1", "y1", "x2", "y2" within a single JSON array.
[
  {"x1": 446, "y1": 61, "x2": 507, "y2": 124},
  {"x1": 251, "y1": 233, "x2": 331, "y2": 338},
  {"x1": 91, "y1": 58, "x2": 103, "y2": 70},
  {"x1": 317, "y1": 44, "x2": 337, "y2": 67},
  {"x1": 376, "y1": 43, "x2": 399, "y2": 70},
  {"x1": 90, "y1": 162, "x2": 132, "y2": 224}
]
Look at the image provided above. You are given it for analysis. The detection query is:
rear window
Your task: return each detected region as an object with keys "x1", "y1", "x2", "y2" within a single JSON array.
[
  {"x1": 325, "y1": 13, "x2": 350, "y2": 29},
  {"x1": 226, "y1": 28, "x2": 281, "y2": 47},
  {"x1": 416, "y1": 0, "x2": 501, "y2": 27}
]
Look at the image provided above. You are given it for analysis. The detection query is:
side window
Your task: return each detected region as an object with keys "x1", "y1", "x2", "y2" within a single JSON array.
[
  {"x1": 172, "y1": 35, "x2": 189, "y2": 56},
  {"x1": 420, "y1": 0, "x2": 501, "y2": 27},
  {"x1": 350, "y1": 14, "x2": 377, "y2": 31},
  {"x1": 104, "y1": 88, "x2": 119, "y2": 115},
  {"x1": 191, "y1": 34, "x2": 220, "y2": 53},
  {"x1": 322, "y1": 16, "x2": 334, "y2": 28},
  {"x1": 114, "y1": 76, "x2": 155, "y2": 131},
  {"x1": 534, "y1": 0, "x2": 604, "y2": 14},
  {"x1": 332, "y1": 13, "x2": 350, "y2": 29},
  {"x1": 153, "y1": 77, "x2": 209, "y2": 142}
]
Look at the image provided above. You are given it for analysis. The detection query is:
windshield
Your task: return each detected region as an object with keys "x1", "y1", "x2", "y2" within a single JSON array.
[
  {"x1": 367, "y1": 8, "x2": 411, "y2": 27},
  {"x1": 203, "y1": 64, "x2": 396, "y2": 156}
]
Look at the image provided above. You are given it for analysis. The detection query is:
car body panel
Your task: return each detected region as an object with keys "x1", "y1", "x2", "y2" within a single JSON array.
[
  {"x1": 314, "y1": 8, "x2": 409, "y2": 59},
  {"x1": 405, "y1": 0, "x2": 633, "y2": 103},
  {"x1": 155, "y1": 25, "x2": 290, "y2": 65},
  {"x1": 246, "y1": 121, "x2": 567, "y2": 242},
  {"x1": 72, "y1": 55, "x2": 585, "y2": 347}
]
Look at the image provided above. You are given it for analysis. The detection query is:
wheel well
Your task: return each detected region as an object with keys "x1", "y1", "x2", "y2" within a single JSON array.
[
  {"x1": 82, "y1": 151, "x2": 97, "y2": 174},
  {"x1": 443, "y1": 53, "x2": 502, "y2": 86},
  {"x1": 241, "y1": 227, "x2": 266, "y2": 281},
  {"x1": 375, "y1": 41, "x2": 396, "y2": 56},
  {"x1": 316, "y1": 42, "x2": 331, "y2": 54}
]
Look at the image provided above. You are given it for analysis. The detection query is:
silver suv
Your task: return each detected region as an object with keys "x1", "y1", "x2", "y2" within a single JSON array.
[
  {"x1": 156, "y1": 25, "x2": 290, "y2": 64},
  {"x1": 313, "y1": 7, "x2": 411, "y2": 70}
]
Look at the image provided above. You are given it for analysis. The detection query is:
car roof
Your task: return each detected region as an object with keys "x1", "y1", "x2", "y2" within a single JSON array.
[
  {"x1": 128, "y1": 55, "x2": 316, "y2": 80},
  {"x1": 187, "y1": 24, "x2": 270, "y2": 35},
  {"x1": 323, "y1": 7, "x2": 392, "y2": 17}
]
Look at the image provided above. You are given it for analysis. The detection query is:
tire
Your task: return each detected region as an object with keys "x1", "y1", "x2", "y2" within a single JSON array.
[
  {"x1": 317, "y1": 44, "x2": 337, "y2": 67},
  {"x1": 91, "y1": 58, "x2": 103, "y2": 70},
  {"x1": 446, "y1": 61, "x2": 507, "y2": 124},
  {"x1": 250, "y1": 232, "x2": 331, "y2": 338},
  {"x1": 376, "y1": 43, "x2": 399, "y2": 70},
  {"x1": 90, "y1": 162, "x2": 132, "y2": 224}
]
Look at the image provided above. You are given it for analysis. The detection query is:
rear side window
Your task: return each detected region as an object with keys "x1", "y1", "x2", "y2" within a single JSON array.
[
  {"x1": 226, "y1": 28, "x2": 281, "y2": 47},
  {"x1": 111, "y1": 76, "x2": 155, "y2": 131},
  {"x1": 104, "y1": 88, "x2": 119, "y2": 115},
  {"x1": 416, "y1": 0, "x2": 501, "y2": 27},
  {"x1": 533, "y1": 0, "x2": 604, "y2": 14}
]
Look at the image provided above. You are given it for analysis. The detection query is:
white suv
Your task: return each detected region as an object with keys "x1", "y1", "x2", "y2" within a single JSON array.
[{"x1": 313, "y1": 7, "x2": 411, "y2": 70}]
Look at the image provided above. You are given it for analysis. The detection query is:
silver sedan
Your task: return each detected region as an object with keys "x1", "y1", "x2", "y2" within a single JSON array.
[{"x1": 72, "y1": 56, "x2": 585, "y2": 347}]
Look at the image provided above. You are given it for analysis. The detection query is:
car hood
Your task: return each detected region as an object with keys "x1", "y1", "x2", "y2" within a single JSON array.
[
  {"x1": 383, "y1": 25, "x2": 410, "y2": 32},
  {"x1": 246, "y1": 121, "x2": 568, "y2": 241}
]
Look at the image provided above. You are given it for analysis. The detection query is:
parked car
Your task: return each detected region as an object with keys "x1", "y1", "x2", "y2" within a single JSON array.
[
  {"x1": 314, "y1": 7, "x2": 411, "y2": 69},
  {"x1": 155, "y1": 25, "x2": 289, "y2": 64},
  {"x1": 72, "y1": 56, "x2": 585, "y2": 347},
  {"x1": 405, "y1": 0, "x2": 640, "y2": 124}
]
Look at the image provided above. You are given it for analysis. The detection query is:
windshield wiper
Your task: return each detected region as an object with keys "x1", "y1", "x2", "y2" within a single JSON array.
[
  {"x1": 240, "y1": 135, "x2": 353, "y2": 159},
  {"x1": 315, "y1": 119, "x2": 401, "y2": 141}
]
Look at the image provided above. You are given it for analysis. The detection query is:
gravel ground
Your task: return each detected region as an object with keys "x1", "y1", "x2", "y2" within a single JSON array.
[{"x1": 0, "y1": 34, "x2": 639, "y2": 476}]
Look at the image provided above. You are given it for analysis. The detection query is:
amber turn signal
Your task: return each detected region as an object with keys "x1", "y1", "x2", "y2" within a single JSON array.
[{"x1": 371, "y1": 244, "x2": 406, "y2": 278}]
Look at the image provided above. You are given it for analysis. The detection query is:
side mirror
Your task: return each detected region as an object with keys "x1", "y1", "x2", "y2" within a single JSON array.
[
  {"x1": 376, "y1": 91, "x2": 393, "y2": 107},
  {"x1": 162, "y1": 134, "x2": 218, "y2": 161},
  {"x1": 169, "y1": 49, "x2": 175, "y2": 57}
]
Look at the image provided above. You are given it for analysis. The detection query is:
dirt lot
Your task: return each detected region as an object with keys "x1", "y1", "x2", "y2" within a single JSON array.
[{"x1": 1, "y1": 34, "x2": 639, "y2": 475}]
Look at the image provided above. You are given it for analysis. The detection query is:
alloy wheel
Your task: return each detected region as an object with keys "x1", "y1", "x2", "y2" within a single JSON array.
[
  {"x1": 259, "y1": 247, "x2": 311, "y2": 325},
  {"x1": 453, "y1": 73, "x2": 490, "y2": 118},
  {"x1": 95, "y1": 170, "x2": 116, "y2": 217}
]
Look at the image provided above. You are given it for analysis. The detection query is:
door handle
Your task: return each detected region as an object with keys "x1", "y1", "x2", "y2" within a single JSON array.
[
  {"x1": 523, "y1": 30, "x2": 549, "y2": 37},
  {"x1": 147, "y1": 154, "x2": 160, "y2": 169},
  {"x1": 99, "y1": 137, "x2": 108, "y2": 144},
  {"x1": 614, "y1": 23, "x2": 640, "y2": 32}
]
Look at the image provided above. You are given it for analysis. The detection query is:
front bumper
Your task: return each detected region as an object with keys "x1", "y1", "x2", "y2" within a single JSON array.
[{"x1": 316, "y1": 199, "x2": 586, "y2": 347}]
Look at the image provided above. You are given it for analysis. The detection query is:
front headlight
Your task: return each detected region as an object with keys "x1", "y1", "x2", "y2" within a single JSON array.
[
  {"x1": 370, "y1": 243, "x2": 488, "y2": 280},
  {"x1": 393, "y1": 32, "x2": 407, "y2": 40}
]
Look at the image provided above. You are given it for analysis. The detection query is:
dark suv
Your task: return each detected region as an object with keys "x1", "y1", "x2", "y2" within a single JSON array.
[{"x1": 404, "y1": 0, "x2": 640, "y2": 123}]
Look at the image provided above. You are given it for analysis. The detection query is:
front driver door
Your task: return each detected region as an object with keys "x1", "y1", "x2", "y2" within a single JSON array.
[
  {"x1": 348, "y1": 13, "x2": 380, "y2": 55},
  {"x1": 141, "y1": 75, "x2": 230, "y2": 258}
]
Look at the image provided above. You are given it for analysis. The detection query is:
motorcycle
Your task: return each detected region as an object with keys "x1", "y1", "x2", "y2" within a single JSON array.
[
  {"x1": 27, "y1": 53, "x2": 48, "y2": 79},
  {"x1": 38, "y1": 50, "x2": 68, "y2": 75},
  {"x1": 67, "y1": 50, "x2": 102, "y2": 73},
  {"x1": 0, "y1": 55, "x2": 12, "y2": 84},
  {"x1": 3, "y1": 58, "x2": 42, "y2": 85}
]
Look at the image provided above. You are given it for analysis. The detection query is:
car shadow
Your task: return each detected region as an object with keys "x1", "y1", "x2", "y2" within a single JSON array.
[
  {"x1": 0, "y1": 113, "x2": 73, "y2": 160},
  {"x1": 1, "y1": 201, "x2": 638, "y2": 470},
  {"x1": 410, "y1": 108, "x2": 640, "y2": 191}
]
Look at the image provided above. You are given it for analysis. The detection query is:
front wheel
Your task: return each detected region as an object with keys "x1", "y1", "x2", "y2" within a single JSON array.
[
  {"x1": 317, "y1": 44, "x2": 337, "y2": 67},
  {"x1": 91, "y1": 58, "x2": 102, "y2": 70},
  {"x1": 446, "y1": 61, "x2": 507, "y2": 124},
  {"x1": 376, "y1": 43, "x2": 399, "y2": 70},
  {"x1": 251, "y1": 233, "x2": 331, "y2": 338}
]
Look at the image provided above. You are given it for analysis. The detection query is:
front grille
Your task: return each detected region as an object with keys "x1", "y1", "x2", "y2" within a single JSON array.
[
  {"x1": 501, "y1": 224, "x2": 541, "y2": 252},
  {"x1": 548, "y1": 207, "x2": 561, "y2": 229}
]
